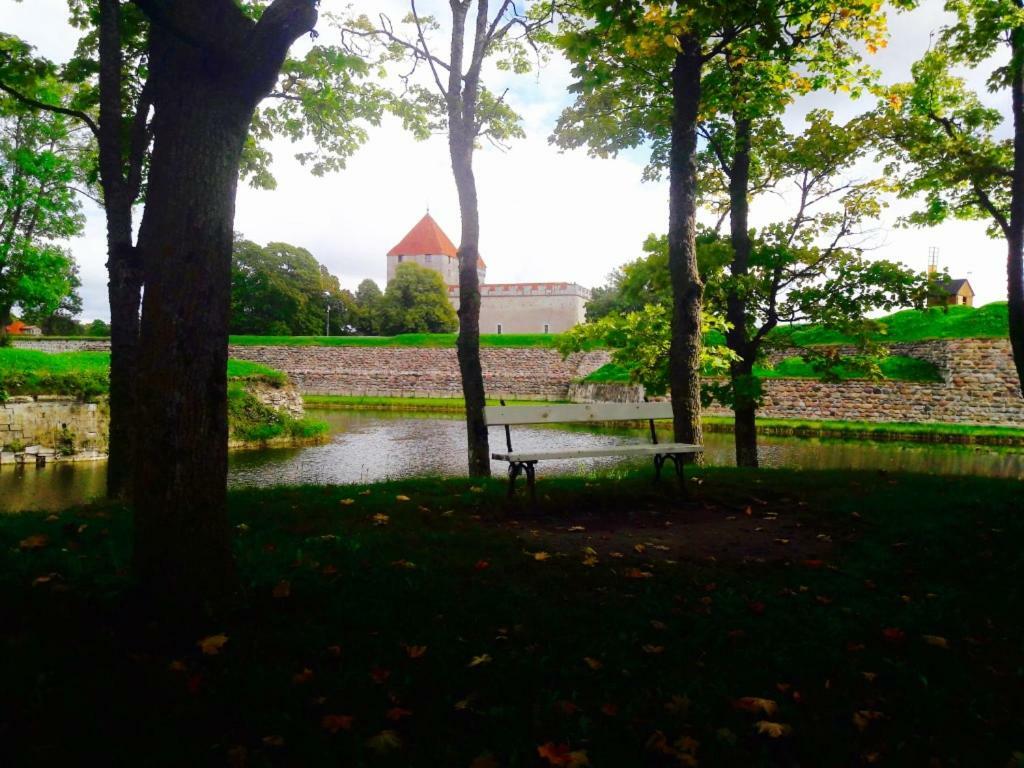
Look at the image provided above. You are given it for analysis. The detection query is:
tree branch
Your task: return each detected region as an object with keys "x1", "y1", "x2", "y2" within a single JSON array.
[{"x1": 0, "y1": 81, "x2": 99, "y2": 138}]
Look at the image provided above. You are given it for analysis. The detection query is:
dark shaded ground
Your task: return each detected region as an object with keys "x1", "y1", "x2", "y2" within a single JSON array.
[{"x1": 1, "y1": 468, "x2": 1022, "y2": 767}]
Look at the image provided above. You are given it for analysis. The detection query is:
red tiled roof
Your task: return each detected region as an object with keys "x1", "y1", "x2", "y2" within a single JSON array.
[
  {"x1": 5, "y1": 320, "x2": 27, "y2": 334},
  {"x1": 388, "y1": 213, "x2": 486, "y2": 269}
]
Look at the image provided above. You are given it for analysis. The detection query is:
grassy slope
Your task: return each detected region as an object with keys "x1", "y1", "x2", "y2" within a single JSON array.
[
  {"x1": 0, "y1": 349, "x2": 287, "y2": 398},
  {"x1": 1, "y1": 469, "x2": 1021, "y2": 765}
]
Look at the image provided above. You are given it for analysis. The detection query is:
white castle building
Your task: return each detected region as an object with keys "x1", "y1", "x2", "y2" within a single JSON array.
[{"x1": 386, "y1": 213, "x2": 590, "y2": 334}]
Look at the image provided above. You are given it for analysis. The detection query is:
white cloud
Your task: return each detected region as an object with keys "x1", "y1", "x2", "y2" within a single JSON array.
[{"x1": 1, "y1": 0, "x2": 1012, "y2": 319}]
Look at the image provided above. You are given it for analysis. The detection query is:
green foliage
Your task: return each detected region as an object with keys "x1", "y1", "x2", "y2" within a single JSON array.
[
  {"x1": 353, "y1": 278, "x2": 384, "y2": 335},
  {"x1": 379, "y1": 263, "x2": 458, "y2": 335},
  {"x1": 559, "y1": 303, "x2": 736, "y2": 396},
  {"x1": 231, "y1": 238, "x2": 357, "y2": 336},
  {"x1": 0, "y1": 86, "x2": 84, "y2": 328},
  {"x1": 227, "y1": 384, "x2": 327, "y2": 444}
]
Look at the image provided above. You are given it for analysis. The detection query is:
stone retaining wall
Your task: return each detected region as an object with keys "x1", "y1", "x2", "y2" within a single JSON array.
[
  {"x1": 1, "y1": 397, "x2": 109, "y2": 455},
  {"x1": 12, "y1": 337, "x2": 1023, "y2": 426}
]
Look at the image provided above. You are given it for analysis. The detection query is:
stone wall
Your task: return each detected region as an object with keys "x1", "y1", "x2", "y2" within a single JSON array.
[
  {"x1": 226, "y1": 346, "x2": 612, "y2": 400},
  {"x1": 1, "y1": 397, "x2": 109, "y2": 455}
]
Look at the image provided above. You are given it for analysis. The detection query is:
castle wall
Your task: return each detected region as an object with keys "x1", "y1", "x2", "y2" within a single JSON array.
[
  {"x1": 447, "y1": 283, "x2": 590, "y2": 334},
  {"x1": 386, "y1": 252, "x2": 462, "y2": 284}
]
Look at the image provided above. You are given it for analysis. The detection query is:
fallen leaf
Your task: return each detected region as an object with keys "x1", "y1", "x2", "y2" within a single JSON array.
[
  {"x1": 469, "y1": 486, "x2": 484, "y2": 493},
  {"x1": 272, "y1": 580, "x2": 291, "y2": 598},
  {"x1": 634, "y1": 543, "x2": 647, "y2": 554},
  {"x1": 802, "y1": 559, "x2": 825, "y2": 569},
  {"x1": 197, "y1": 634, "x2": 229, "y2": 656},
  {"x1": 326, "y1": 644, "x2": 342, "y2": 657},
  {"x1": 532, "y1": 551, "x2": 551, "y2": 562},
  {"x1": 370, "y1": 667, "x2": 391, "y2": 684},
  {"x1": 582, "y1": 555, "x2": 599, "y2": 567},
  {"x1": 583, "y1": 657, "x2": 603, "y2": 670},
  {"x1": 882, "y1": 627, "x2": 906, "y2": 644},
  {"x1": 339, "y1": 498, "x2": 355, "y2": 506},
  {"x1": 474, "y1": 559, "x2": 490, "y2": 570},
  {"x1": 292, "y1": 667, "x2": 314, "y2": 685},
  {"x1": 556, "y1": 699, "x2": 579, "y2": 715},
  {"x1": 642, "y1": 644, "x2": 665, "y2": 654},
  {"x1": 262, "y1": 735, "x2": 285, "y2": 747},
  {"x1": 468, "y1": 654, "x2": 493, "y2": 668},
  {"x1": 395, "y1": 495, "x2": 411, "y2": 502},
  {"x1": 371, "y1": 513, "x2": 390, "y2": 526},
  {"x1": 922, "y1": 634, "x2": 950, "y2": 649},
  {"x1": 733, "y1": 697, "x2": 779, "y2": 716},
  {"x1": 19, "y1": 535, "x2": 49, "y2": 551},
  {"x1": 568, "y1": 525, "x2": 586, "y2": 532},
  {"x1": 608, "y1": 551, "x2": 623, "y2": 559},
  {"x1": 386, "y1": 706, "x2": 413, "y2": 721},
  {"x1": 755, "y1": 721, "x2": 791, "y2": 738},
  {"x1": 366, "y1": 729, "x2": 402, "y2": 755},
  {"x1": 650, "y1": 620, "x2": 668, "y2": 630},
  {"x1": 624, "y1": 568, "x2": 654, "y2": 579},
  {"x1": 405, "y1": 644, "x2": 428, "y2": 658},
  {"x1": 537, "y1": 743, "x2": 590, "y2": 767},
  {"x1": 168, "y1": 660, "x2": 188, "y2": 673},
  {"x1": 852, "y1": 710, "x2": 885, "y2": 732},
  {"x1": 321, "y1": 714, "x2": 354, "y2": 733},
  {"x1": 391, "y1": 559, "x2": 417, "y2": 569}
]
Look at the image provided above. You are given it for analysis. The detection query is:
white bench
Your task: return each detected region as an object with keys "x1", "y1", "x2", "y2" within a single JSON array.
[{"x1": 484, "y1": 401, "x2": 703, "y2": 500}]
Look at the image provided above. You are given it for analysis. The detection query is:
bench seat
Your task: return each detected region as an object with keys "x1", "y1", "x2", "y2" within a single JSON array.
[{"x1": 492, "y1": 443, "x2": 703, "y2": 463}]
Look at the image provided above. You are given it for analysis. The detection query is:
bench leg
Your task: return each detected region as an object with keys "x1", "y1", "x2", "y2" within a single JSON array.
[
  {"x1": 525, "y1": 462, "x2": 537, "y2": 504},
  {"x1": 507, "y1": 462, "x2": 523, "y2": 499},
  {"x1": 654, "y1": 453, "x2": 688, "y2": 498}
]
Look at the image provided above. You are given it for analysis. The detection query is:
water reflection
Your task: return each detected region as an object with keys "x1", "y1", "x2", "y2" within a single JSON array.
[{"x1": 3, "y1": 407, "x2": 1022, "y2": 512}]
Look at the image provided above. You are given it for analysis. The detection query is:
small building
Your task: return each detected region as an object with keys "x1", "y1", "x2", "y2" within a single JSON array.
[
  {"x1": 386, "y1": 213, "x2": 589, "y2": 335},
  {"x1": 930, "y1": 278, "x2": 975, "y2": 308},
  {"x1": 4, "y1": 320, "x2": 43, "y2": 336}
]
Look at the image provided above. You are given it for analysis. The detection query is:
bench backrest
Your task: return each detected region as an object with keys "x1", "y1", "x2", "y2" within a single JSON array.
[{"x1": 483, "y1": 401, "x2": 673, "y2": 426}]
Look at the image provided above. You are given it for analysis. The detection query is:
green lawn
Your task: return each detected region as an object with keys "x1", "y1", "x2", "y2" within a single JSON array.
[
  {"x1": 2, "y1": 469, "x2": 1021, "y2": 765},
  {"x1": 0, "y1": 348, "x2": 287, "y2": 399}
]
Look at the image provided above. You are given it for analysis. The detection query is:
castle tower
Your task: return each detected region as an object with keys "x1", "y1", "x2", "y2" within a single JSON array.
[{"x1": 386, "y1": 212, "x2": 486, "y2": 285}]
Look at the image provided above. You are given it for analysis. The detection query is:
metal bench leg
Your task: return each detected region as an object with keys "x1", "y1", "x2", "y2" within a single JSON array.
[
  {"x1": 507, "y1": 462, "x2": 523, "y2": 498},
  {"x1": 525, "y1": 462, "x2": 537, "y2": 504},
  {"x1": 653, "y1": 454, "x2": 665, "y2": 483}
]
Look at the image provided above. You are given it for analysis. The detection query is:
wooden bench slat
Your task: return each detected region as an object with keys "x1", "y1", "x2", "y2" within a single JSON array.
[
  {"x1": 484, "y1": 401, "x2": 673, "y2": 426},
  {"x1": 492, "y1": 443, "x2": 702, "y2": 462}
]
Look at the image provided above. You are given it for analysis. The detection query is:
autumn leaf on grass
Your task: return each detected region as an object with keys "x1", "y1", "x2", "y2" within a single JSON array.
[
  {"x1": 583, "y1": 657, "x2": 603, "y2": 670},
  {"x1": 386, "y1": 706, "x2": 413, "y2": 721},
  {"x1": 537, "y1": 742, "x2": 590, "y2": 767},
  {"x1": 321, "y1": 714, "x2": 354, "y2": 733},
  {"x1": 882, "y1": 627, "x2": 906, "y2": 644},
  {"x1": 755, "y1": 721, "x2": 791, "y2": 738},
  {"x1": 197, "y1": 634, "x2": 229, "y2": 656},
  {"x1": 468, "y1": 654, "x2": 492, "y2": 668},
  {"x1": 272, "y1": 580, "x2": 291, "y2": 598},
  {"x1": 582, "y1": 555, "x2": 599, "y2": 567},
  {"x1": 733, "y1": 697, "x2": 779, "y2": 716},
  {"x1": 642, "y1": 644, "x2": 665, "y2": 655},
  {"x1": 634, "y1": 543, "x2": 647, "y2": 554},
  {"x1": 474, "y1": 559, "x2": 490, "y2": 570},
  {"x1": 19, "y1": 534, "x2": 49, "y2": 551},
  {"x1": 292, "y1": 668, "x2": 314, "y2": 685},
  {"x1": 405, "y1": 644, "x2": 428, "y2": 659},
  {"x1": 366, "y1": 729, "x2": 402, "y2": 755},
  {"x1": 339, "y1": 498, "x2": 355, "y2": 506},
  {"x1": 922, "y1": 634, "x2": 950, "y2": 649},
  {"x1": 531, "y1": 551, "x2": 551, "y2": 562},
  {"x1": 624, "y1": 568, "x2": 654, "y2": 579},
  {"x1": 568, "y1": 525, "x2": 586, "y2": 532},
  {"x1": 395, "y1": 495, "x2": 411, "y2": 502},
  {"x1": 852, "y1": 710, "x2": 885, "y2": 732},
  {"x1": 371, "y1": 513, "x2": 390, "y2": 526}
]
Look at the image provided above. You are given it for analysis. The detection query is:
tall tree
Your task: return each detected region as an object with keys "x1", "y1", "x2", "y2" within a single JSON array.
[
  {"x1": 875, "y1": 2, "x2": 1024, "y2": 395},
  {"x1": 0, "y1": 98, "x2": 84, "y2": 343},
  {"x1": 342, "y1": 1, "x2": 554, "y2": 476},
  {"x1": 553, "y1": 0, "x2": 900, "y2": 450},
  {"x1": 380, "y1": 262, "x2": 459, "y2": 334}
]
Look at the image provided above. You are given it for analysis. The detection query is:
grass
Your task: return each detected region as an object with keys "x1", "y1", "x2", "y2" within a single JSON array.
[
  {"x1": 772, "y1": 302, "x2": 1009, "y2": 346},
  {"x1": 229, "y1": 333, "x2": 565, "y2": 348},
  {"x1": 1, "y1": 468, "x2": 1022, "y2": 765},
  {"x1": 228, "y1": 384, "x2": 328, "y2": 444},
  {"x1": 583, "y1": 354, "x2": 944, "y2": 386},
  {"x1": 0, "y1": 349, "x2": 288, "y2": 400},
  {"x1": 303, "y1": 394, "x2": 566, "y2": 411}
]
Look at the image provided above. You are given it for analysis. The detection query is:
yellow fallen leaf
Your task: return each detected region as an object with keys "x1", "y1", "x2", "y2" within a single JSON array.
[
  {"x1": 292, "y1": 667, "x2": 314, "y2": 684},
  {"x1": 755, "y1": 720, "x2": 791, "y2": 738},
  {"x1": 634, "y1": 543, "x2": 647, "y2": 554},
  {"x1": 198, "y1": 633, "x2": 229, "y2": 656},
  {"x1": 365, "y1": 729, "x2": 402, "y2": 754},
  {"x1": 19, "y1": 534, "x2": 49, "y2": 551},
  {"x1": 395, "y1": 494, "x2": 411, "y2": 502},
  {"x1": 624, "y1": 568, "x2": 654, "y2": 579},
  {"x1": 582, "y1": 546, "x2": 598, "y2": 556},
  {"x1": 852, "y1": 710, "x2": 885, "y2": 732},
  {"x1": 582, "y1": 555, "x2": 599, "y2": 567},
  {"x1": 922, "y1": 634, "x2": 949, "y2": 649},
  {"x1": 468, "y1": 654, "x2": 493, "y2": 667},
  {"x1": 734, "y1": 697, "x2": 778, "y2": 716},
  {"x1": 642, "y1": 644, "x2": 665, "y2": 654},
  {"x1": 568, "y1": 525, "x2": 586, "y2": 532},
  {"x1": 583, "y1": 657, "x2": 603, "y2": 670},
  {"x1": 405, "y1": 644, "x2": 428, "y2": 658},
  {"x1": 339, "y1": 498, "x2": 355, "y2": 506},
  {"x1": 532, "y1": 551, "x2": 551, "y2": 561},
  {"x1": 371, "y1": 513, "x2": 390, "y2": 526}
]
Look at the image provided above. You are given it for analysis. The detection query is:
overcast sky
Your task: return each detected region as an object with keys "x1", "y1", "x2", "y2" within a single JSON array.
[{"x1": 2, "y1": 0, "x2": 1011, "y2": 321}]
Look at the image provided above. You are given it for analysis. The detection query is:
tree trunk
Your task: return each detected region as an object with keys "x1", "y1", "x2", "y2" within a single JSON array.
[
  {"x1": 98, "y1": 0, "x2": 143, "y2": 500},
  {"x1": 1009, "y1": 27, "x2": 1024, "y2": 397},
  {"x1": 667, "y1": 38, "x2": 704, "y2": 447},
  {"x1": 451, "y1": 127, "x2": 491, "y2": 477},
  {"x1": 725, "y1": 116, "x2": 758, "y2": 467}
]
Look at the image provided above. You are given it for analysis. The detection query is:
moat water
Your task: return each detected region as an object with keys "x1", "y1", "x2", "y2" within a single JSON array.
[{"x1": 2, "y1": 407, "x2": 1022, "y2": 512}]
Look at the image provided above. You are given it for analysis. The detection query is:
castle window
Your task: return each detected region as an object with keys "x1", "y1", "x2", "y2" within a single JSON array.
[
  {"x1": 397, "y1": 255, "x2": 404, "y2": 263},
  {"x1": 425, "y1": 254, "x2": 432, "y2": 263},
  {"x1": 543, "y1": 323, "x2": 550, "y2": 334},
  {"x1": 496, "y1": 323, "x2": 503, "y2": 335}
]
